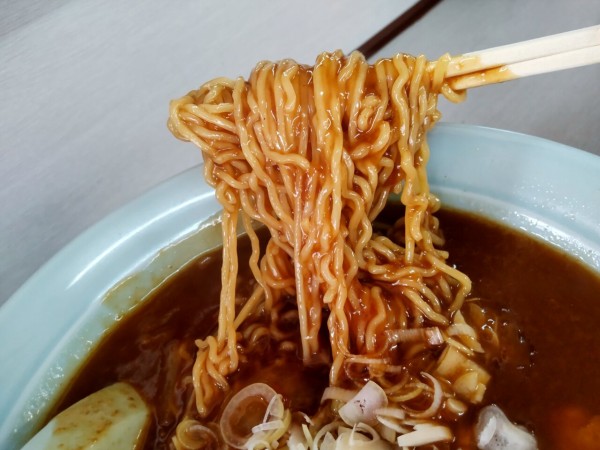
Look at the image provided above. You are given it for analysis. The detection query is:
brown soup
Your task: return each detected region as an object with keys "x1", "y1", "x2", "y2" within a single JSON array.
[{"x1": 53, "y1": 207, "x2": 600, "y2": 449}]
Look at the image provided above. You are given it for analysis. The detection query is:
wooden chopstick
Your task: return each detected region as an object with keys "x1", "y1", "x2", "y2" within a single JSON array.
[
  {"x1": 441, "y1": 25, "x2": 600, "y2": 90},
  {"x1": 445, "y1": 25, "x2": 600, "y2": 77},
  {"x1": 448, "y1": 44, "x2": 600, "y2": 90}
]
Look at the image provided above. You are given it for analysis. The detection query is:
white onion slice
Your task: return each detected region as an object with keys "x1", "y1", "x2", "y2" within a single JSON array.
[
  {"x1": 475, "y1": 405, "x2": 538, "y2": 450},
  {"x1": 321, "y1": 386, "x2": 359, "y2": 404},
  {"x1": 288, "y1": 424, "x2": 309, "y2": 450},
  {"x1": 321, "y1": 432, "x2": 337, "y2": 450},
  {"x1": 339, "y1": 381, "x2": 389, "y2": 426},
  {"x1": 375, "y1": 407, "x2": 406, "y2": 421},
  {"x1": 386, "y1": 327, "x2": 444, "y2": 346},
  {"x1": 311, "y1": 421, "x2": 342, "y2": 450},
  {"x1": 396, "y1": 423, "x2": 452, "y2": 446},
  {"x1": 302, "y1": 423, "x2": 313, "y2": 447},
  {"x1": 175, "y1": 420, "x2": 219, "y2": 449},
  {"x1": 409, "y1": 373, "x2": 444, "y2": 419},
  {"x1": 263, "y1": 394, "x2": 285, "y2": 421},
  {"x1": 376, "y1": 421, "x2": 398, "y2": 443},
  {"x1": 376, "y1": 415, "x2": 410, "y2": 434},
  {"x1": 448, "y1": 323, "x2": 477, "y2": 338},
  {"x1": 220, "y1": 383, "x2": 278, "y2": 449},
  {"x1": 335, "y1": 424, "x2": 392, "y2": 449},
  {"x1": 244, "y1": 433, "x2": 270, "y2": 450},
  {"x1": 252, "y1": 419, "x2": 284, "y2": 433}
]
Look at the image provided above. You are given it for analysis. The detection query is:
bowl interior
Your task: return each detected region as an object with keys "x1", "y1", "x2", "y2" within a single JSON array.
[{"x1": 1, "y1": 123, "x2": 599, "y2": 448}]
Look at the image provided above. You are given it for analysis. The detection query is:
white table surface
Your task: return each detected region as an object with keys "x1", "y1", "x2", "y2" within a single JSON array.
[{"x1": 1, "y1": 0, "x2": 599, "y2": 306}]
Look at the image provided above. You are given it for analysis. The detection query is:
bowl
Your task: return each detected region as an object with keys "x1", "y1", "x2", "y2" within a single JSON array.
[{"x1": 1, "y1": 123, "x2": 599, "y2": 448}]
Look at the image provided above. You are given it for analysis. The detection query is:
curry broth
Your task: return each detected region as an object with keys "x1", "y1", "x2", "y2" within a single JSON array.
[{"x1": 55, "y1": 208, "x2": 600, "y2": 449}]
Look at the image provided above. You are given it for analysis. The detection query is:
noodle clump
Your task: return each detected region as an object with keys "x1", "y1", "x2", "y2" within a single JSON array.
[{"x1": 168, "y1": 51, "x2": 494, "y2": 449}]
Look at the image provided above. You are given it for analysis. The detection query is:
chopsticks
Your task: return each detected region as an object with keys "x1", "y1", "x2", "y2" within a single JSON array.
[{"x1": 442, "y1": 25, "x2": 600, "y2": 90}]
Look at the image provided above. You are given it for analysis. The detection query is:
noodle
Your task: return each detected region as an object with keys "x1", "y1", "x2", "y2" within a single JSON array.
[{"x1": 168, "y1": 50, "x2": 492, "y2": 449}]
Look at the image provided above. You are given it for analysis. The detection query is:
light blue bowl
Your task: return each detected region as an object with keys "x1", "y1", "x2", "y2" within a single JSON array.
[{"x1": 1, "y1": 124, "x2": 599, "y2": 448}]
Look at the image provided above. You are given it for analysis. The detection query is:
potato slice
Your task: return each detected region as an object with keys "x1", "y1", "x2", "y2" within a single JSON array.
[{"x1": 23, "y1": 382, "x2": 150, "y2": 450}]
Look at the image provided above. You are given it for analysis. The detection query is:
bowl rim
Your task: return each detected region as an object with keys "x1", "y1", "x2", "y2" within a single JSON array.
[{"x1": 1, "y1": 123, "x2": 599, "y2": 448}]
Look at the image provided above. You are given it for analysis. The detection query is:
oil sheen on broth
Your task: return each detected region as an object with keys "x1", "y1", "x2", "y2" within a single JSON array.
[{"x1": 54, "y1": 207, "x2": 600, "y2": 450}]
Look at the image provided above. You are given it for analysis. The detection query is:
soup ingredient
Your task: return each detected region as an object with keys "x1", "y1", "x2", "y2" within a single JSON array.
[
  {"x1": 308, "y1": 422, "x2": 393, "y2": 450},
  {"x1": 338, "y1": 381, "x2": 388, "y2": 426},
  {"x1": 172, "y1": 420, "x2": 219, "y2": 449},
  {"x1": 220, "y1": 383, "x2": 289, "y2": 449},
  {"x1": 396, "y1": 424, "x2": 452, "y2": 447},
  {"x1": 23, "y1": 382, "x2": 149, "y2": 450},
  {"x1": 331, "y1": 425, "x2": 393, "y2": 449},
  {"x1": 475, "y1": 405, "x2": 537, "y2": 450},
  {"x1": 434, "y1": 346, "x2": 490, "y2": 404}
]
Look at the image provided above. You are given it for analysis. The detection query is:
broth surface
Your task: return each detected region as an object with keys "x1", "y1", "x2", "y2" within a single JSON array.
[{"x1": 55, "y1": 208, "x2": 600, "y2": 449}]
